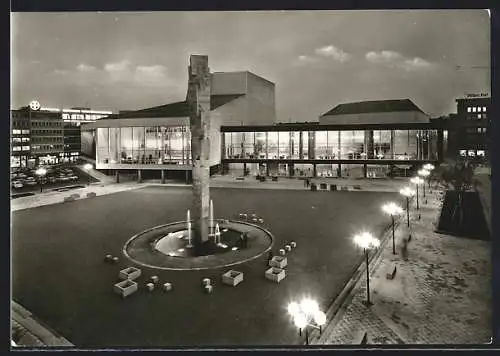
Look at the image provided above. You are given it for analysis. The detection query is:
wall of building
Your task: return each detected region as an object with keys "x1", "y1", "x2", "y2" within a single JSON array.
[
  {"x1": 211, "y1": 71, "x2": 276, "y2": 126},
  {"x1": 320, "y1": 111, "x2": 429, "y2": 125},
  {"x1": 212, "y1": 72, "x2": 247, "y2": 95},
  {"x1": 245, "y1": 72, "x2": 276, "y2": 125}
]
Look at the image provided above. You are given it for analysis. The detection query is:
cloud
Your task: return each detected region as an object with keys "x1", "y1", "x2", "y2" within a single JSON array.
[
  {"x1": 365, "y1": 50, "x2": 433, "y2": 71},
  {"x1": 77, "y1": 63, "x2": 96, "y2": 72},
  {"x1": 53, "y1": 69, "x2": 69, "y2": 75},
  {"x1": 315, "y1": 45, "x2": 351, "y2": 63},
  {"x1": 135, "y1": 65, "x2": 167, "y2": 82},
  {"x1": 297, "y1": 55, "x2": 319, "y2": 64},
  {"x1": 104, "y1": 60, "x2": 131, "y2": 72}
]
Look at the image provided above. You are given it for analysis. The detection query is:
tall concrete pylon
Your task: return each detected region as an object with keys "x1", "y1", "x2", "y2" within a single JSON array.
[{"x1": 186, "y1": 55, "x2": 211, "y2": 255}]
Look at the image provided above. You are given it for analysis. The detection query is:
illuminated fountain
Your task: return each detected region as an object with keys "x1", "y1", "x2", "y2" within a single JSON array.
[{"x1": 122, "y1": 55, "x2": 273, "y2": 269}]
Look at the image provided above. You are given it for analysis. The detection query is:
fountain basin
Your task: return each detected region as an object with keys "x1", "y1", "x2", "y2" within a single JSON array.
[{"x1": 123, "y1": 220, "x2": 274, "y2": 271}]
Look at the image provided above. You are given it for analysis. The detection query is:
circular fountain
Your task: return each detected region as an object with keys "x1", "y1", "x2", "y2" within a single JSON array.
[{"x1": 123, "y1": 204, "x2": 274, "y2": 271}]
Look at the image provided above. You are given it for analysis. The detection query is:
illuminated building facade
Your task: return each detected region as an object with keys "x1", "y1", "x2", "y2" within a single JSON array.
[{"x1": 10, "y1": 102, "x2": 112, "y2": 168}]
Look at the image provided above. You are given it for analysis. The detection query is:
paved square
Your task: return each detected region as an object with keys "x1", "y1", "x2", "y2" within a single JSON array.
[{"x1": 12, "y1": 186, "x2": 400, "y2": 347}]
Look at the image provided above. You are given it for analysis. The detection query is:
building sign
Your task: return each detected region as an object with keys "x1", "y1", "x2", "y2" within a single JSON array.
[
  {"x1": 29, "y1": 100, "x2": 41, "y2": 111},
  {"x1": 61, "y1": 113, "x2": 109, "y2": 121},
  {"x1": 465, "y1": 93, "x2": 489, "y2": 98}
]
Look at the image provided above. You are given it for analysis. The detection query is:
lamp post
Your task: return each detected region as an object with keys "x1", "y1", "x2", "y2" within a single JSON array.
[
  {"x1": 410, "y1": 176, "x2": 424, "y2": 210},
  {"x1": 399, "y1": 187, "x2": 415, "y2": 228},
  {"x1": 423, "y1": 163, "x2": 435, "y2": 191},
  {"x1": 353, "y1": 232, "x2": 380, "y2": 306},
  {"x1": 417, "y1": 168, "x2": 430, "y2": 199},
  {"x1": 83, "y1": 163, "x2": 93, "y2": 186},
  {"x1": 382, "y1": 202, "x2": 403, "y2": 255},
  {"x1": 35, "y1": 167, "x2": 47, "y2": 193},
  {"x1": 288, "y1": 298, "x2": 327, "y2": 345}
]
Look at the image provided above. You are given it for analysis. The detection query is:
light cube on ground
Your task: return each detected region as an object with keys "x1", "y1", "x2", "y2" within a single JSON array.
[
  {"x1": 279, "y1": 249, "x2": 286, "y2": 256},
  {"x1": 119, "y1": 267, "x2": 141, "y2": 281},
  {"x1": 221, "y1": 270, "x2": 244, "y2": 286},
  {"x1": 151, "y1": 276, "x2": 159, "y2": 284},
  {"x1": 290, "y1": 241, "x2": 297, "y2": 248},
  {"x1": 146, "y1": 283, "x2": 154, "y2": 292},
  {"x1": 265, "y1": 267, "x2": 287, "y2": 283},
  {"x1": 202, "y1": 278, "x2": 211, "y2": 286},
  {"x1": 269, "y1": 256, "x2": 287, "y2": 269},
  {"x1": 113, "y1": 279, "x2": 138, "y2": 298},
  {"x1": 163, "y1": 282, "x2": 172, "y2": 292},
  {"x1": 285, "y1": 245, "x2": 291, "y2": 252},
  {"x1": 205, "y1": 285, "x2": 213, "y2": 294}
]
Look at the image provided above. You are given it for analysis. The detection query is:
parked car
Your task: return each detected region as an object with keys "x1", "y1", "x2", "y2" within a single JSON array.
[
  {"x1": 12, "y1": 181, "x2": 24, "y2": 189},
  {"x1": 69, "y1": 175, "x2": 78, "y2": 181}
]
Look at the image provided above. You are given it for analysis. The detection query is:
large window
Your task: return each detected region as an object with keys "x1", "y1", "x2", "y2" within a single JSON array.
[
  {"x1": 267, "y1": 132, "x2": 279, "y2": 159},
  {"x1": 340, "y1": 131, "x2": 365, "y2": 159},
  {"x1": 278, "y1": 132, "x2": 289, "y2": 159}
]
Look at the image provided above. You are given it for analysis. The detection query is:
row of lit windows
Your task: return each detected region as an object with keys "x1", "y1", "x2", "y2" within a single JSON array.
[
  {"x1": 12, "y1": 129, "x2": 30, "y2": 135},
  {"x1": 466, "y1": 127, "x2": 487, "y2": 134},
  {"x1": 11, "y1": 137, "x2": 30, "y2": 143},
  {"x1": 12, "y1": 146, "x2": 30, "y2": 151},
  {"x1": 459, "y1": 149, "x2": 486, "y2": 157},
  {"x1": 31, "y1": 144, "x2": 64, "y2": 151},
  {"x1": 30, "y1": 130, "x2": 63, "y2": 135},
  {"x1": 467, "y1": 106, "x2": 487, "y2": 113},
  {"x1": 31, "y1": 121, "x2": 63, "y2": 127},
  {"x1": 31, "y1": 137, "x2": 64, "y2": 143}
]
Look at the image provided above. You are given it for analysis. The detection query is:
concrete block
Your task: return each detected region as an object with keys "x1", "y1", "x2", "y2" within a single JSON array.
[
  {"x1": 222, "y1": 270, "x2": 244, "y2": 286},
  {"x1": 163, "y1": 282, "x2": 172, "y2": 292},
  {"x1": 269, "y1": 256, "x2": 287, "y2": 269},
  {"x1": 114, "y1": 279, "x2": 138, "y2": 298},
  {"x1": 265, "y1": 267, "x2": 286, "y2": 283},
  {"x1": 146, "y1": 283, "x2": 155, "y2": 292},
  {"x1": 119, "y1": 267, "x2": 141, "y2": 281}
]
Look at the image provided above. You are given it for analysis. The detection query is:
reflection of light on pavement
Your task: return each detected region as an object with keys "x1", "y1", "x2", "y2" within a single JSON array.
[
  {"x1": 178, "y1": 248, "x2": 185, "y2": 252},
  {"x1": 232, "y1": 247, "x2": 238, "y2": 251}
]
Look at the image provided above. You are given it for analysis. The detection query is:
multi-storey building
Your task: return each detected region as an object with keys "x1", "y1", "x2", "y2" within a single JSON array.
[
  {"x1": 10, "y1": 102, "x2": 112, "y2": 168},
  {"x1": 454, "y1": 96, "x2": 490, "y2": 161},
  {"x1": 11, "y1": 110, "x2": 31, "y2": 168}
]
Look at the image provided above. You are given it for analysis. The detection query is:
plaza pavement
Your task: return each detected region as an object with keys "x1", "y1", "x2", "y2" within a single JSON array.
[
  {"x1": 11, "y1": 173, "x2": 491, "y2": 347},
  {"x1": 310, "y1": 186, "x2": 492, "y2": 345}
]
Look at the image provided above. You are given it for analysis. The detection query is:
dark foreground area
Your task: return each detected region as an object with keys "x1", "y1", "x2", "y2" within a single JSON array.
[{"x1": 12, "y1": 186, "x2": 399, "y2": 347}]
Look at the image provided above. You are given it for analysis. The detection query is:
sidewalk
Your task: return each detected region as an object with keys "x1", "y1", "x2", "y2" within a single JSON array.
[
  {"x1": 312, "y1": 188, "x2": 492, "y2": 344},
  {"x1": 210, "y1": 174, "x2": 408, "y2": 192},
  {"x1": 11, "y1": 302, "x2": 73, "y2": 348}
]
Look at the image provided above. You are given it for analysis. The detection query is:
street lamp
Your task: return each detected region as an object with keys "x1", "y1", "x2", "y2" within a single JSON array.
[
  {"x1": 399, "y1": 187, "x2": 415, "y2": 228},
  {"x1": 83, "y1": 163, "x2": 93, "y2": 186},
  {"x1": 288, "y1": 298, "x2": 327, "y2": 345},
  {"x1": 417, "y1": 169, "x2": 430, "y2": 198},
  {"x1": 35, "y1": 167, "x2": 47, "y2": 193},
  {"x1": 382, "y1": 202, "x2": 404, "y2": 255},
  {"x1": 423, "y1": 163, "x2": 435, "y2": 191},
  {"x1": 410, "y1": 176, "x2": 424, "y2": 210},
  {"x1": 353, "y1": 232, "x2": 380, "y2": 306}
]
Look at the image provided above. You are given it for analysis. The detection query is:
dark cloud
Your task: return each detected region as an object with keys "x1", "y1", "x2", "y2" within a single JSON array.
[{"x1": 12, "y1": 10, "x2": 489, "y2": 118}]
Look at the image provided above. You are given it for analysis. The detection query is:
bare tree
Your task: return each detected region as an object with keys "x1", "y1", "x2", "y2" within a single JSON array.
[{"x1": 438, "y1": 159, "x2": 476, "y2": 229}]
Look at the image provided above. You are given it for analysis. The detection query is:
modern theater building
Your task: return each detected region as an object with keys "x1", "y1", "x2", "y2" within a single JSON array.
[{"x1": 80, "y1": 67, "x2": 454, "y2": 182}]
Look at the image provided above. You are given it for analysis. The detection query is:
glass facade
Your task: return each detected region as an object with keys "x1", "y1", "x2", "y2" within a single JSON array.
[
  {"x1": 224, "y1": 129, "x2": 439, "y2": 161},
  {"x1": 96, "y1": 126, "x2": 191, "y2": 165}
]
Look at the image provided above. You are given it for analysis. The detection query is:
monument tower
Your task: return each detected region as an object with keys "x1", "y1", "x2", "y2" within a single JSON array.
[{"x1": 186, "y1": 55, "x2": 211, "y2": 255}]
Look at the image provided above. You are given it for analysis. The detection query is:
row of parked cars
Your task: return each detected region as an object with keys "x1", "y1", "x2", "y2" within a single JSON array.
[{"x1": 11, "y1": 166, "x2": 79, "y2": 189}]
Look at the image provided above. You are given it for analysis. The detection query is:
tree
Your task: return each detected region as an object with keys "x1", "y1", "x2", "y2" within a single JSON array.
[{"x1": 438, "y1": 159, "x2": 476, "y2": 230}]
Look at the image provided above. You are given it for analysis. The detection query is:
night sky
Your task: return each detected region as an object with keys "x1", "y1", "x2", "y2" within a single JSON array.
[{"x1": 11, "y1": 10, "x2": 490, "y2": 120}]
